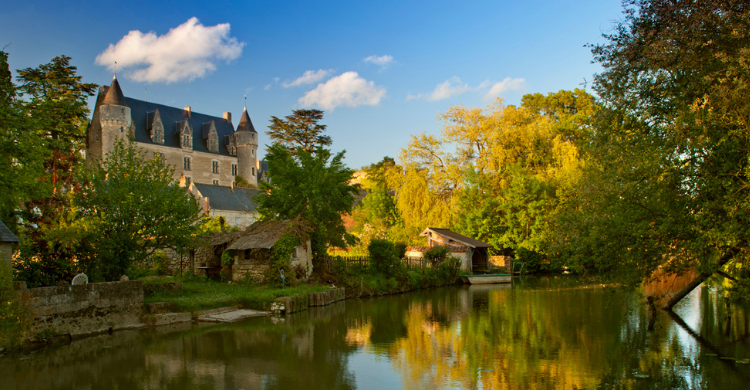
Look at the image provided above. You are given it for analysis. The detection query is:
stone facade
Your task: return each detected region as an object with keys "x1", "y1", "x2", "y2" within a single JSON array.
[
  {"x1": 15, "y1": 280, "x2": 144, "y2": 337},
  {"x1": 86, "y1": 76, "x2": 266, "y2": 187}
]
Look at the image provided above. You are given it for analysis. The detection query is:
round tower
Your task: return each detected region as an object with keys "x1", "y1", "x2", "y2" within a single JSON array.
[
  {"x1": 98, "y1": 75, "x2": 133, "y2": 158},
  {"x1": 234, "y1": 106, "x2": 259, "y2": 186}
]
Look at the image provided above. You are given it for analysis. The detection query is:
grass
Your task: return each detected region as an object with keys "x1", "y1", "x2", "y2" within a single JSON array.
[{"x1": 142, "y1": 277, "x2": 330, "y2": 312}]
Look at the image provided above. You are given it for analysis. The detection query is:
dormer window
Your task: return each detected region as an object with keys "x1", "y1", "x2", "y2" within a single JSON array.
[
  {"x1": 147, "y1": 109, "x2": 164, "y2": 144},
  {"x1": 203, "y1": 121, "x2": 219, "y2": 153},
  {"x1": 178, "y1": 120, "x2": 192, "y2": 150}
]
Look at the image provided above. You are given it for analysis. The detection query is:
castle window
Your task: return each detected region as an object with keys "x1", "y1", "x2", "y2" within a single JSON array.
[
  {"x1": 229, "y1": 146, "x2": 236, "y2": 156},
  {"x1": 182, "y1": 134, "x2": 191, "y2": 148},
  {"x1": 231, "y1": 163, "x2": 238, "y2": 176},
  {"x1": 212, "y1": 160, "x2": 219, "y2": 174},
  {"x1": 213, "y1": 180, "x2": 219, "y2": 185},
  {"x1": 252, "y1": 167, "x2": 255, "y2": 176},
  {"x1": 184, "y1": 176, "x2": 191, "y2": 186},
  {"x1": 184, "y1": 157, "x2": 191, "y2": 171}
]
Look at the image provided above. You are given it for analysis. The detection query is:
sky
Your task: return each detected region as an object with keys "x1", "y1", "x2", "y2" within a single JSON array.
[{"x1": 1, "y1": 0, "x2": 625, "y2": 169}]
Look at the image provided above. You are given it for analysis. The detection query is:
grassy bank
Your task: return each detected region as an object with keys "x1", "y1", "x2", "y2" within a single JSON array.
[{"x1": 142, "y1": 277, "x2": 329, "y2": 312}]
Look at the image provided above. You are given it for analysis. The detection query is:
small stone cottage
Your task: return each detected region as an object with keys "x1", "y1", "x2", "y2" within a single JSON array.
[{"x1": 199, "y1": 220, "x2": 312, "y2": 282}]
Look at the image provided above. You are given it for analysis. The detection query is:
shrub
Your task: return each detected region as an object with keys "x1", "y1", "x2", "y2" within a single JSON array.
[
  {"x1": 424, "y1": 246, "x2": 451, "y2": 267},
  {"x1": 394, "y1": 242, "x2": 408, "y2": 259},
  {"x1": 368, "y1": 239, "x2": 399, "y2": 277},
  {"x1": 1, "y1": 262, "x2": 29, "y2": 348},
  {"x1": 516, "y1": 247, "x2": 546, "y2": 273},
  {"x1": 151, "y1": 250, "x2": 170, "y2": 276}
]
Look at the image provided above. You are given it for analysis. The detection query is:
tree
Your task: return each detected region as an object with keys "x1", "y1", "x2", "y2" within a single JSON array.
[
  {"x1": 74, "y1": 139, "x2": 204, "y2": 281},
  {"x1": 16, "y1": 55, "x2": 96, "y2": 194},
  {"x1": 267, "y1": 109, "x2": 332, "y2": 154},
  {"x1": 256, "y1": 143, "x2": 359, "y2": 259},
  {"x1": 555, "y1": 0, "x2": 750, "y2": 303},
  {"x1": 0, "y1": 51, "x2": 48, "y2": 224}
]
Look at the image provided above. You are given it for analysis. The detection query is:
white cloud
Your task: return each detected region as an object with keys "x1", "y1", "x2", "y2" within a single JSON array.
[
  {"x1": 408, "y1": 77, "x2": 471, "y2": 101},
  {"x1": 299, "y1": 71, "x2": 386, "y2": 110},
  {"x1": 95, "y1": 17, "x2": 244, "y2": 83},
  {"x1": 282, "y1": 69, "x2": 331, "y2": 88},
  {"x1": 265, "y1": 77, "x2": 280, "y2": 90},
  {"x1": 363, "y1": 55, "x2": 394, "y2": 68},
  {"x1": 483, "y1": 77, "x2": 526, "y2": 100}
]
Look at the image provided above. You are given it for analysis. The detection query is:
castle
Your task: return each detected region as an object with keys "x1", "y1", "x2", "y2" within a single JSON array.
[{"x1": 86, "y1": 75, "x2": 265, "y2": 187}]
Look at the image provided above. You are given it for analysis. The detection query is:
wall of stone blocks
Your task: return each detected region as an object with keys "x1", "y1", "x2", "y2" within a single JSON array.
[
  {"x1": 137, "y1": 143, "x2": 240, "y2": 186},
  {"x1": 15, "y1": 280, "x2": 144, "y2": 337}
]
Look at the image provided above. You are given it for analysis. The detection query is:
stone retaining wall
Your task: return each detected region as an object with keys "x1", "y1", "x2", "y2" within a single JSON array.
[{"x1": 15, "y1": 280, "x2": 144, "y2": 338}]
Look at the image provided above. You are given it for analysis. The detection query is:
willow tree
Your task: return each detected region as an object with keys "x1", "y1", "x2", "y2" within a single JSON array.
[{"x1": 397, "y1": 92, "x2": 596, "y2": 256}]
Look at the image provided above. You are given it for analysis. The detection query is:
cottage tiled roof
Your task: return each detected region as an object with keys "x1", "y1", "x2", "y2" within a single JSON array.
[
  {"x1": 193, "y1": 183, "x2": 260, "y2": 212},
  {"x1": 236, "y1": 107, "x2": 257, "y2": 133},
  {"x1": 420, "y1": 227, "x2": 492, "y2": 248},
  {"x1": 0, "y1": 220, "x2": 19, "y2": 243},
  {"x1": 102, "y1": 76, "x2": 127, "y2": 106}
]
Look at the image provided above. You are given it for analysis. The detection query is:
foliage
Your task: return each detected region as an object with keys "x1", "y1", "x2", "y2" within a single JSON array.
[
  {"x1": 152, "y1": 250, "x2": 169, "y2": 276},
  {"x1": 423, "y1": 246, "x2": 450, "y2": 267},
  {"x1": 74, "y1": 139, "x2": 204, "y2": 281},
  {"x1": 264, "y1": 232, "x2": 302, "y2": 287},
  {"x1": 551, "y1": 0, "x2": 750, "y2": 284},
  {"x1": 257, "y1": 143, "x2": 359, "y2": 256},
  {"x1": 220, "y1": 251, "x2": 233, "y2": 282},
  {"x1": 368, "y1": 239, "x2": 400, "y2": 278},
  {"x1": 5, "y1": 54, "x2": 97, "y2": 286},
  {"x1": 0, "y1": 51, "x2": 49, "y2": 224},
  {"x1": 234, "y1": 175, "x2": 255, "y2": 188},
  {"x1": 267, "y1": 109, "x2": 332, "y2": 154},
  {"x1": 0, "y1": 262, "x2": 29, "y2": 348}
]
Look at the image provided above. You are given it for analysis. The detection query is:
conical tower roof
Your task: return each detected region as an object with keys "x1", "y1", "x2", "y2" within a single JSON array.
[
  {"x1": 235, "y1": 106, "x2": 257, "y2": 133},
  {"x1": 102, "y1": 75, "x2": 127, "y2": 106}
]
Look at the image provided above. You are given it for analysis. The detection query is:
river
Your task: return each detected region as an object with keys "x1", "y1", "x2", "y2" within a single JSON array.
[{"x1": 3, "y1": 276, "x2": 749, "y2": 389}]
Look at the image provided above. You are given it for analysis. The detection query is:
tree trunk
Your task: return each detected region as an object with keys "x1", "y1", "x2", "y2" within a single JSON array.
[{"x1": 662, "y1": 250, "x2": 736, "y2": 311}]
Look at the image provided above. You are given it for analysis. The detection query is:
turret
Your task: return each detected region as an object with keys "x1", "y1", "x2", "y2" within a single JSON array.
[
  {"x1": 233, "y1": 106, "x2": 259, "y2": 186},
  {"x1": 88, "y1": 75, "x2": 133, "y2": 162}
]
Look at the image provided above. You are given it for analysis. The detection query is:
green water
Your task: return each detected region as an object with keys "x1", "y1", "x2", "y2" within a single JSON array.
[{"x1": 3, "y1": 276, "x2": 749, "y2": 389}]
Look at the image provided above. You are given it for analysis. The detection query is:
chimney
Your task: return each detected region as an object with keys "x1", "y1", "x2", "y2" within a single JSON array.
[
  {"x1": 203, "y1": 197, "x2": 209, "y2": 213},
  {"x1": 230, "y1": 180, "x2": 235, "y2": 192},
  {"x1": 223, "y1": 112, "x2": 232, "y2": 124},
  {"x1": 184, "y1": 105, "x2": 192, "y2": 118},
  {"x1": 179, "y1": 176, "x2": 186, "y2": 187}
]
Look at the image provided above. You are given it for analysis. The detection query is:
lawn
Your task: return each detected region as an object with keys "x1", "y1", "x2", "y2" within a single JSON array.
[{"x1": 142, "y1": 277, "x2": 330, "y2": 312}]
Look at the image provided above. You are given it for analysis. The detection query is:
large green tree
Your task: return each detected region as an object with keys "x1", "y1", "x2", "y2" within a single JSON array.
[
  {"x1": 73, "y1": 139, "x2": 204, "y2": 281},
  {"x1": 256, "y1": 143, "x2": 359, "y2": 262},
  {"x1": 554, "y1": 0, "x2": 750, "y2": 303},
  {"x1": 267, "y1": 109, "x2": 333, "y2": 154}
]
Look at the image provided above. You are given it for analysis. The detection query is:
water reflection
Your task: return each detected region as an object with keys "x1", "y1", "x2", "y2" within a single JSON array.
[{"x1": 4, "y1": 276, "x2": 749, "y2": 389}]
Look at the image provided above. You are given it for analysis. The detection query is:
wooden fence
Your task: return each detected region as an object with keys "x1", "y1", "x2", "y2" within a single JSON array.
[{"x1": 321, "y1": 255, "x2": 431, "y2": 273}]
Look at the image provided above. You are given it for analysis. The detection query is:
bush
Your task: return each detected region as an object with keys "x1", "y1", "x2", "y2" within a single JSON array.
[
  {"x1": 152, "y1": 250, "x2": 170, "y2": 276},
  {"x1": 424, "y1": 246, "x2": 451, "y2": 267},
  {"x1": 1, "y1": 262, "x2": 29, "y2": 348},
  {"x1": 368, "y1": 239, "x2": 399, "y2": 277},
  {"x1": 394, "y1": 242, "x2": 408, "y2": 259},
  {"x1": 516, "y1": 247, "x2": 546, "y2": 273}
]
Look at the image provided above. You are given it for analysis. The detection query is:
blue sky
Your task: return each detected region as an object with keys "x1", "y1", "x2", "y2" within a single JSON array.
[{"x1": 2, "y1": 0, "x2": 624, "y2": 169}]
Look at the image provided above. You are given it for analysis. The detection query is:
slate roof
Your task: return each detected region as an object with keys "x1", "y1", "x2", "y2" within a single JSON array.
[
  {"x1": 0, "y1": 220, "x2": 19, "y2": 243},
  {"x1": 102, "y1": 76, "x2": 127, "y2": 106},
  {"x1": 420, "y1": 227, "x2": 492, "y2": 248},
  {"x1": 193, "y1": 183, "x2": 261, "y2": 212},
  {"x1": 236, "y1": 107, "x2": 257, "y2": 133},
  {"x1": 99, "y1": 84, "x2": 249, "y2": 157}
]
